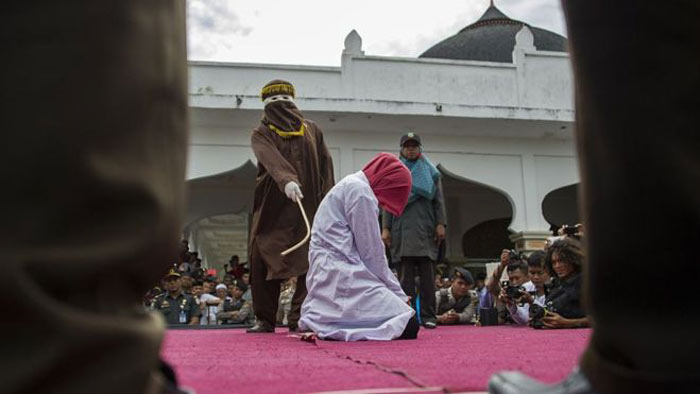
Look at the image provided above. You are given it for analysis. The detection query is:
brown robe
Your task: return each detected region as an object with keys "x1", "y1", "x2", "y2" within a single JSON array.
[{"x1": 249, "y1": 119, "x2": 334, "y2": 280}]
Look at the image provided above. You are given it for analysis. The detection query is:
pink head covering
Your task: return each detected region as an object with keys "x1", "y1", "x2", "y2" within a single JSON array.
[{"x1": 362, "y1": 153, "x2": 412, "y2": 216}]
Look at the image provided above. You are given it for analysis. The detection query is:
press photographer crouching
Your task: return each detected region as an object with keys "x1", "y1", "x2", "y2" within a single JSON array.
[
  {"x1": 481, "y1": 249, "x2": 531, "y2": 325},
  {"x1": 503, "y1": 251, "x2": 549, "y2": 325},
  {"x1": 436, "y1": 267, "x2": 478, "y2": 325},
  {"x1": 496, "y1": 259, "x2": 536, "y2": 324},
  {"x1": 530, "y1": 236, "x2": 589, "y2": 329}
]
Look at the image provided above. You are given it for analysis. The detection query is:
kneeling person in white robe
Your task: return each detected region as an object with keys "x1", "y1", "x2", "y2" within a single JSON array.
[{"x1": 300, "y1": 153, "x2": 420, "y2": 341}]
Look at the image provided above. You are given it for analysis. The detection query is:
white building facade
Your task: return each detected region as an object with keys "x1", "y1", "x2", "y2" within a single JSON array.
[{"x1": 185, "y1": 5, "x2": 580, "y2": 270}]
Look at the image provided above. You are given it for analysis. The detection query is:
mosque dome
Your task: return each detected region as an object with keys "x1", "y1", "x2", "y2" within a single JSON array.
[{"x1": 419, "y1": 2, "x2": 567, "y2": 63}]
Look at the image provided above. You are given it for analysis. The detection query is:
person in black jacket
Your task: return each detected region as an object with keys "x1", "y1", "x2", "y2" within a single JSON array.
[{"x1": 537, "y1": 236, "x2": 589, "y2": 329}]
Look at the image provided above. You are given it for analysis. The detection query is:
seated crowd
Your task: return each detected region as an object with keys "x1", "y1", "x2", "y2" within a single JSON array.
[
  {"x1": 146, "y1": 248, "x2": 296, "y2": 327},
  {"x1": 148, "y1": 226, "x2": 588, "y2": 330}
]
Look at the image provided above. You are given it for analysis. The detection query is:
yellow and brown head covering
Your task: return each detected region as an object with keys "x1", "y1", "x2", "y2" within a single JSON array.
[
  {"x1": 261, "y1": 79, "x2": 305, "y2": 138},
  {"x1": 261, "y1": 80, "x2": 296, "y2": 102}
]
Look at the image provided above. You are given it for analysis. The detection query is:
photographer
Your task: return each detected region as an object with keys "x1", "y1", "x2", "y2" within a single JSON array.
[
  {"x1": 485, "y1": 249, "x2": 528, "y2": 300},
  {"x1": 504, "y1": 251, "x2": 549, "y2": 325},
  {"x1": 496, "y1": 261, "x2": 535, "y2": 324},
  {"x1": 536, "y1": 236, "x2": 589, "y2": 329},
  {"x1": 435, "y1": 267, "x2": 478, "y2": 325}
]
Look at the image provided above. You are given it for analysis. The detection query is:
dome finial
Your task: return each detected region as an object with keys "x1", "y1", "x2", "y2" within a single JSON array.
[{"x1": 490, "y1": 0, "x2": 495, "y2": 7}]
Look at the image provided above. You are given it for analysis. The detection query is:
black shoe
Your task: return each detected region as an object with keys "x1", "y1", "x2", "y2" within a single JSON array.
[
  {"x1": 288, "y1": 322, "x2": 299, "y2": 332},
  {"x1": 489, "y1": 368, "x2": 598, "y2": 394},
  {"x1": 246, "y1": 322, "x2": 275, "y2": 333},
  {"x1": 423, "y1": 321, "x2": 437, "y2": 329}
]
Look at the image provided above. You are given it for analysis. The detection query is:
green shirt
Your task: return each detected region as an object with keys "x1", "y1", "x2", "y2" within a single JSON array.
[{"x1": 152, "y1": 292, "x2": 200, "y2": 325}]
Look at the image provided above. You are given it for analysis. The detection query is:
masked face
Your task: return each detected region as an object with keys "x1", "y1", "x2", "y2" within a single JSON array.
[
  {"x1": 264, "y1": 94, "x2": 294, "y2": 104},
  {"x1": 264, "y1": 99, "x2": 304, "y2": 132}
]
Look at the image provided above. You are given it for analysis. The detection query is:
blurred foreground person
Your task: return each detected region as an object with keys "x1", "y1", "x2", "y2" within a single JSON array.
[
  {"x1": 300, "y1": 153, "x2": 419, "y2": 341},
  {"x1": 3, "y1": 1, "x2": 188, "y2": 393},
  {"x1": 489, "y1": 1, "x2": 700, "y2": 393}
]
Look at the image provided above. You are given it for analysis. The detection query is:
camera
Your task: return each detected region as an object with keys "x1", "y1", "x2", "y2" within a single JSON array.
[
  {"x1": 506, "y1": 284, "x2": 525, "y2": 299},
  {"x1": 530, "y1": 302, "x2": 557, "y2": 329},
  {"x1": 501, "y1": 280, "x2": 525, "y2": 300}
]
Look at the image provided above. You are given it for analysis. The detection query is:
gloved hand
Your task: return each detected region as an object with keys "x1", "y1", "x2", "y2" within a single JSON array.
[{"x1": 284, "y1": 181, "x2": 304, "y2": 202}]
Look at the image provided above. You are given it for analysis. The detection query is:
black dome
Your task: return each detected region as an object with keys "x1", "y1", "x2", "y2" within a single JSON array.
[{"x1": 419, "y1": 5, "x2": 567, "y2": 63}]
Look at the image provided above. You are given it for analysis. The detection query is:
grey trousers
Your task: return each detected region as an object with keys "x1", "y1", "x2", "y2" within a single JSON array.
[
  {"x1": 1, "y1": 1, "x2": 188, "y2": 393},
  {"x1": 562, "y1": 1, "x2": 700, "y2": 393}
]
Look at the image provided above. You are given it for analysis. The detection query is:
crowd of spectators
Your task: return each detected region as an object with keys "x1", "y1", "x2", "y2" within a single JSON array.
[
  {"x1": 422, "y1": 224, "x2": 588, "y2": 330},
  {"x1": 148, "y1": 225, "x2": 588, "y2": 331},
  {"x1": 475, "y1": 224, "x2": 589, "y2": 329},
  {"x1": 146, "y1": 243, "x2": 292, "y2": 327}
]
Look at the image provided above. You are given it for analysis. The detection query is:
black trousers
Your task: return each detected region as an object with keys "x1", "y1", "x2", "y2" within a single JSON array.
[
  {"x1": 250, "y1": 244, "x2": 307, "y2": 327},
  {"x1": 563, "y1": 1, "x2": 700, "y2": 393},
  {"x1": 398, "y1": 256, "x2": 436, "y2": 323}
]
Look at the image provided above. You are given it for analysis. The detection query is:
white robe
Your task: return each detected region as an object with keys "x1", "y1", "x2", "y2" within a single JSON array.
[{"x1": 299, "y1": 171, "x2": 414, "y2": 341}]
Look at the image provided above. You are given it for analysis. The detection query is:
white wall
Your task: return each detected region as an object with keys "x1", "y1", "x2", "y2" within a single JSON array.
[
  {"x1": 185, "y1": 33, "x2": 578, "y2": 238},
  {"x1": 188, "y1": 36, "x2": 574, "y2": 122}
]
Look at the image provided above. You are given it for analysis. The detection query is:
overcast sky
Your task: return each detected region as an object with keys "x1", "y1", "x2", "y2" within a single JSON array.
[{"x1": 186, "y1": 0, "x2": 566, "y2": 66}]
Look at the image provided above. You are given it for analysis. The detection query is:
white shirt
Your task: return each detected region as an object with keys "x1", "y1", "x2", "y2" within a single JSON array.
[
  {"x1": 507, "y1": 281, "x2": 546, "y2": 325},
  {"x1": 198, "y1": 293, "x2": 220, "y2": 325}
]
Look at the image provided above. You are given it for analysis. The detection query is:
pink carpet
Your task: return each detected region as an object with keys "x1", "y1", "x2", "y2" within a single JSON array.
[{"x1": 161, "y1": 326, "x2": 590, "y2": 394}]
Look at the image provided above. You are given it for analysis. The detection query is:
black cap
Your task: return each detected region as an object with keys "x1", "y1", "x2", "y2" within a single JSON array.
[
  {"x1": 400, "y1": 132, "x2": 422, "y2": 147},
  {"x1": 164, "y1": 268, "x2": 181, "y2": 279},
  {"x1": 452, "y1": 267, "x2": 474, "y2": 285}
]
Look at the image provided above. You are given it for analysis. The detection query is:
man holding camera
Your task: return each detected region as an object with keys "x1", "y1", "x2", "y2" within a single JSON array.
[
  {"x1": 504, "y1": 251, "x2": 549, "y2": 326},
  {"x1": 482, "y1": 250, "x2": 534, "y2": 324},
  {"x1": 436, "y1": 267, "x2": 478, "y2": 325},
  {"x1": 485, "y1": 250, "x2": 532, "y2": 301}
]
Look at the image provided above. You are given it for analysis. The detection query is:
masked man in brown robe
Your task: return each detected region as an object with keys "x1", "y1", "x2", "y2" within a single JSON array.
[{"x1": 247, "y1": 80, "x2": 335, "y2": 333}]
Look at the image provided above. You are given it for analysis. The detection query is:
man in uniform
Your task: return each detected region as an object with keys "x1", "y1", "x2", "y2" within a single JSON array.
[
  {"x1": 436, "y1": 267, "x2": 478, "y2": 325},
  {"x1": 382, "y1": 133, "x2": 447, "y2": 329},
  {"x1": 218, "y1": 282, "x2": 253, "y2": 325},
  {"x1": 152, "y1": 269, "x2": 200, "y2": 325},
  {"x1": 247, "y1": 79, "x2": 335, "y2": 333}
]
